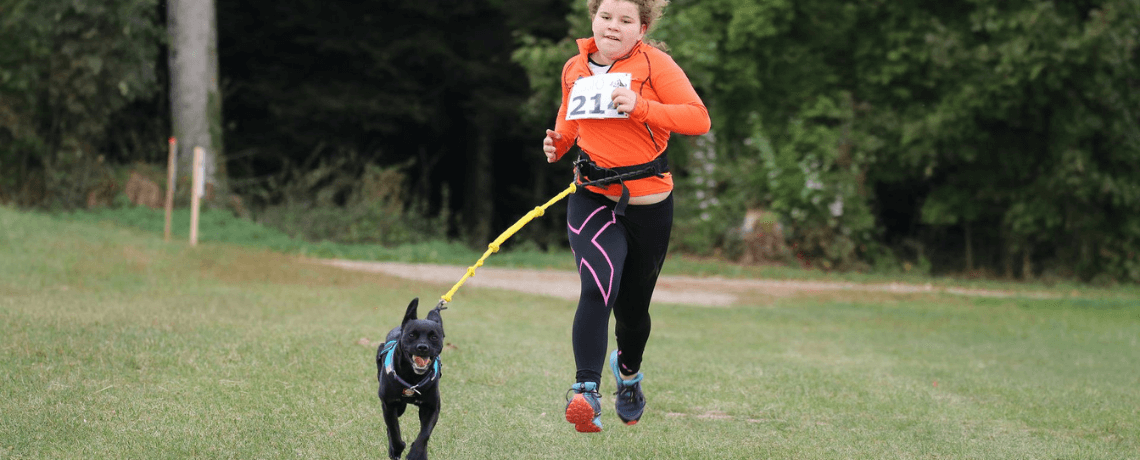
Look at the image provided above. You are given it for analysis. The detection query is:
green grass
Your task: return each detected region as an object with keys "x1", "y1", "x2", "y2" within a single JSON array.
[{"x1": 4, "y1": 205, "x2": 1140, "y2": 459}]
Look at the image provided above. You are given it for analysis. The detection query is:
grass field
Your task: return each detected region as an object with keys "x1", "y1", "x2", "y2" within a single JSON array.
[{"x1": 2, "y1": 206, "x2": 1139, "y2": 459}]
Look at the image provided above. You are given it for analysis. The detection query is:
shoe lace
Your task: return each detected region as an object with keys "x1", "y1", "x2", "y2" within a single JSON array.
[
  {"x1": 566, "y1": 382, "x2": 600, "y2": 403},
  {"x1": 614, "y1": 381, "x2": 643, "y2": 404}
]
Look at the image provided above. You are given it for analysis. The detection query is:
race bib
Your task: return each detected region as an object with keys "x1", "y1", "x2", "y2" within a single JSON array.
[{"x1": 566, "y1": 73, "x2": 632, "y2": 120}]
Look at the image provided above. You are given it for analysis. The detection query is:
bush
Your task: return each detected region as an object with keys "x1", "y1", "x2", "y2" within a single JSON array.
[
  {"x1": 735, "y1": 94, "x2": 877, "y2": 271},
  {"x1": 256, "y1": 162, "x2": 447, "y2": 246}
]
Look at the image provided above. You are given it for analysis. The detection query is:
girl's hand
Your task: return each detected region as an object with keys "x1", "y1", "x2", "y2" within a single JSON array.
[
  {"x1": 611, "y1": 87, "x2": 637, "y2": 115},
  {"x1": 543, "y1": 129, "x2": 562, "y2": 163}
]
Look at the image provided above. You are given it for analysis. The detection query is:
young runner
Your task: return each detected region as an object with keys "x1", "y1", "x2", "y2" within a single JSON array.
[{"x1": 541, "y1": 0, "x2": 710, "y2": 433}]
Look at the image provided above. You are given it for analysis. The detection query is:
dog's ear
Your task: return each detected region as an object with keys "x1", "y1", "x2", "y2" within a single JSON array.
[
  {"x1": 402, "y1": 298, "x2": 419, "y2": 326},
  {"x1": 426, "y1": 306, "x2": 445, "y2": 337},
  {"x1": 426, "y1": 308, "x2": 443, "y2": 324}
]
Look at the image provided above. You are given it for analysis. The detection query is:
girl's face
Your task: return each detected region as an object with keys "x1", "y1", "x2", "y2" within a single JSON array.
[{"x1": 591, "y1": 0, "x2": 646, "y2": 65}]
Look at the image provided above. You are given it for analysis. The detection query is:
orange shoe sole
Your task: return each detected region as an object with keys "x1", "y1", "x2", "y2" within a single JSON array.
[{"x1": 565, "y1": 394, "x2": 602, "y2": 433}]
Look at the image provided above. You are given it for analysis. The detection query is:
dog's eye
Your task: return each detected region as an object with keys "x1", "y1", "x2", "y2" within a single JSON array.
[{"x1": 429, "y1": 333, "x2": 439, "y2": 342}]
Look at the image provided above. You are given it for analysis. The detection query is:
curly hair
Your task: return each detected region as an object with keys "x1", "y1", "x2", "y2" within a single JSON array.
[
  {"x1": 587, "y1": 0, "x2": 670, "y2": 50},
  {"x1": 587, "y1": 0, "x2": 669, "y2": 30}
]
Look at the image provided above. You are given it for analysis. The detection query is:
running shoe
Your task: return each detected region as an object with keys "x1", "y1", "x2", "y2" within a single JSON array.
[
  {"x1": 610, "y1": 350, "x2": 645, "y2": 425},
  {"x1": 564, "y1": 381, "x2": 603, "y2": 433}
]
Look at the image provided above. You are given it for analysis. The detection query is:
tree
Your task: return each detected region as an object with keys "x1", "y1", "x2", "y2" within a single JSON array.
[
  {"x1": 644, "y1": 0, "x2": 1139, "y2": 280},
  {"x1": 0, "y1": 0, "x2": 164, "y2": 207},
  {"x1": 861, "y1": 0, "x2": 1140, "y2": 281},
  {"x1": 217, "y1": 0, "x2": 542, "y2": 246},
  {"x1": 167, "y1": 0, "x2": 225, "y2": 197},
  {"x1": 650, "y1": 0, "x2": 877, "y2": 268}
]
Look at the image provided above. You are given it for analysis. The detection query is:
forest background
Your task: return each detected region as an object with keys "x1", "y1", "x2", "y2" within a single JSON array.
[{"x1": 1, "y1": 0, "x2": 1138, "y2": 284}]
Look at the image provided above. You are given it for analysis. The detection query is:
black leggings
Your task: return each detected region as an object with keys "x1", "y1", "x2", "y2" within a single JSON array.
[{"x1": 566, "y1": 189, "x2": 673, "y2": 385}]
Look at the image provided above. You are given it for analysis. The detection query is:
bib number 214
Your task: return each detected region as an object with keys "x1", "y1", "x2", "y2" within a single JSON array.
[{"x1": 566, "y1": 73, "x2": 632, "y2": 120}]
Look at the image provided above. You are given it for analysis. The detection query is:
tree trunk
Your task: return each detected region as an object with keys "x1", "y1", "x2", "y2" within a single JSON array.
[
  {"x1": 1003, "y1": 238, "x2": 1015, "y2": 280},
  {"x1": 464, "y1": 130, "x2": 493, "y2": 247},
  {"x1": 415, "y1": 145, "x2": 445, "y2": 211},
  {"x1": 168, "y1": 0, "x2": 225, "y2": 200},
  {"x1": 1022, "y1": 247, "x2": 1033, "y2": 280},
  {"x1": 964, "y1": 222, "x2": 974, "y2": 272}
]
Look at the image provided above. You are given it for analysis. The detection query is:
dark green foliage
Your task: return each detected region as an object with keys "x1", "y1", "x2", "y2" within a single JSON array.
[
  {"x1": 651, "y1": 0, "x2": 1140, "y2": 281},
  {"x1": 659, "y1": 0, "x2": 879, "y2": 270},
  {"x1": 217, "y1": 0, "x2": 548, "y2": 245},
  {"x1": 0, "y1": 0, "x2": 164, "y2": 207},
  {"x1": 253, "y1": 161, "x2": 449, "y2": 246},
  {"x1": 858, "y1": 0, "x2": 1140, "y2": 282}
]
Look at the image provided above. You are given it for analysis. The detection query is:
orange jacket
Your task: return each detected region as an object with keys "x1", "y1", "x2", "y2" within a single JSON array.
[{"x1": 551, "y1": 38, "x2": 711, "y2": 197}]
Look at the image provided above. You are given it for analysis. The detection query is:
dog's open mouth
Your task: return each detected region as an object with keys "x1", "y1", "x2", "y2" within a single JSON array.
[{"x1": 412, "y1": 355, "x2": 432, "y2": 374}]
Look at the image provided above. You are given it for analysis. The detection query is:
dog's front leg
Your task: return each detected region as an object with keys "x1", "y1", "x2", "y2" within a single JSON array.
[
  {"x1": 381, "y1": 400, "x2": 406, "y2": 459},
  {"x1": 406, "y1": 398, "x2": 439, "y2": 460}
]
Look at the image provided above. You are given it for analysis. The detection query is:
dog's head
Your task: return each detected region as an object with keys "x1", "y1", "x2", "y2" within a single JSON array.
[{"x1": 399, "y1": 298, "x2": 445, "y2": 375}]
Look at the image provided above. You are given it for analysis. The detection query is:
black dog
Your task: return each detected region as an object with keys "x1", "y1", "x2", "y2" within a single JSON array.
[{"x1": 376, "y1": 298, "x2": 445, "y2": 460}]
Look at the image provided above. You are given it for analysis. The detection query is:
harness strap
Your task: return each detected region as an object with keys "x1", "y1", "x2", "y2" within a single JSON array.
[
  {"x1": 380, "y1": 340, "x2": 441, "y2": 398},
  {"x1": 574, "y1": 150, "x2": 669, "y2": 216}
]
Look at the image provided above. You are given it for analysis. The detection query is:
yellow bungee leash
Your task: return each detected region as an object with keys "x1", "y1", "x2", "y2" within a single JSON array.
[
  {"x1": 432, "y1": 154, "x2": 665, "y2": 311},
  {"x1": 433, "y1": 182, "x2": 578, "y2": 310}
]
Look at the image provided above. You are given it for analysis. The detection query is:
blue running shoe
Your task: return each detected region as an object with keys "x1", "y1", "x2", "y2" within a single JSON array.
[
  {"x1": 610, "y1": 350, "x2": 645, "y2": 425},
  {"x1": 565, "y1": 382, "x2": 603, "y2": 432}
]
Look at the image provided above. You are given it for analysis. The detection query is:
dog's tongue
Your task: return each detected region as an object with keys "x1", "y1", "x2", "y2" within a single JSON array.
[{"x1": 414, "y1": 356, "x2": 430, "y2": 368}]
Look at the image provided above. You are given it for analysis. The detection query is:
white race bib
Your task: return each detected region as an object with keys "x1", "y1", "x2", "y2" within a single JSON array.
[{"x1": 566, "y1": 73, "x2": 632, "y2": 120}]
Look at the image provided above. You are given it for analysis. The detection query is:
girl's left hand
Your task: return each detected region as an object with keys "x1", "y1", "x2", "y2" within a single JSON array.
[{"x1": 611, "y1": 88, "x2": 637, "y2": 115}]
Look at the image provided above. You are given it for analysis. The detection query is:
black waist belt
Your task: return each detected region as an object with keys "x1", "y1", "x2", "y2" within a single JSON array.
[{"x1": 574, "y1": 150, "x2": 669, "y2": 216}]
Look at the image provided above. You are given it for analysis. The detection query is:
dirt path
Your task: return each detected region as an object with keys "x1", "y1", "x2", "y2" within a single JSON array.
[{"x1": 315, "y1": 260, "x2": 1058, "y2": 307}]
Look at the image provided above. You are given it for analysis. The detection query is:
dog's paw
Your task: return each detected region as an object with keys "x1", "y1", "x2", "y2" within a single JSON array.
[
  {"x1": 388, "y1": 440, "x2": 405, "y2": 459},
  {"x1": 407, "y1": 442, "x2": 428, "y2": 460}
]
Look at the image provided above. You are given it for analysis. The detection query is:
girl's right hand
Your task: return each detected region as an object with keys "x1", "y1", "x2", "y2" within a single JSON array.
[{"x1": 543, "y1": 129, "x2": 562, "y2": 163}]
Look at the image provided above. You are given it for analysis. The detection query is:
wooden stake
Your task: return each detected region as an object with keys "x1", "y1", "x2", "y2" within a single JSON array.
[
  {"x1": 164, "y1": 137, "x2": 177, "y2": 242},
  {"x1": 190, "y1": 146, "x2": 204, "y2": 246}
]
